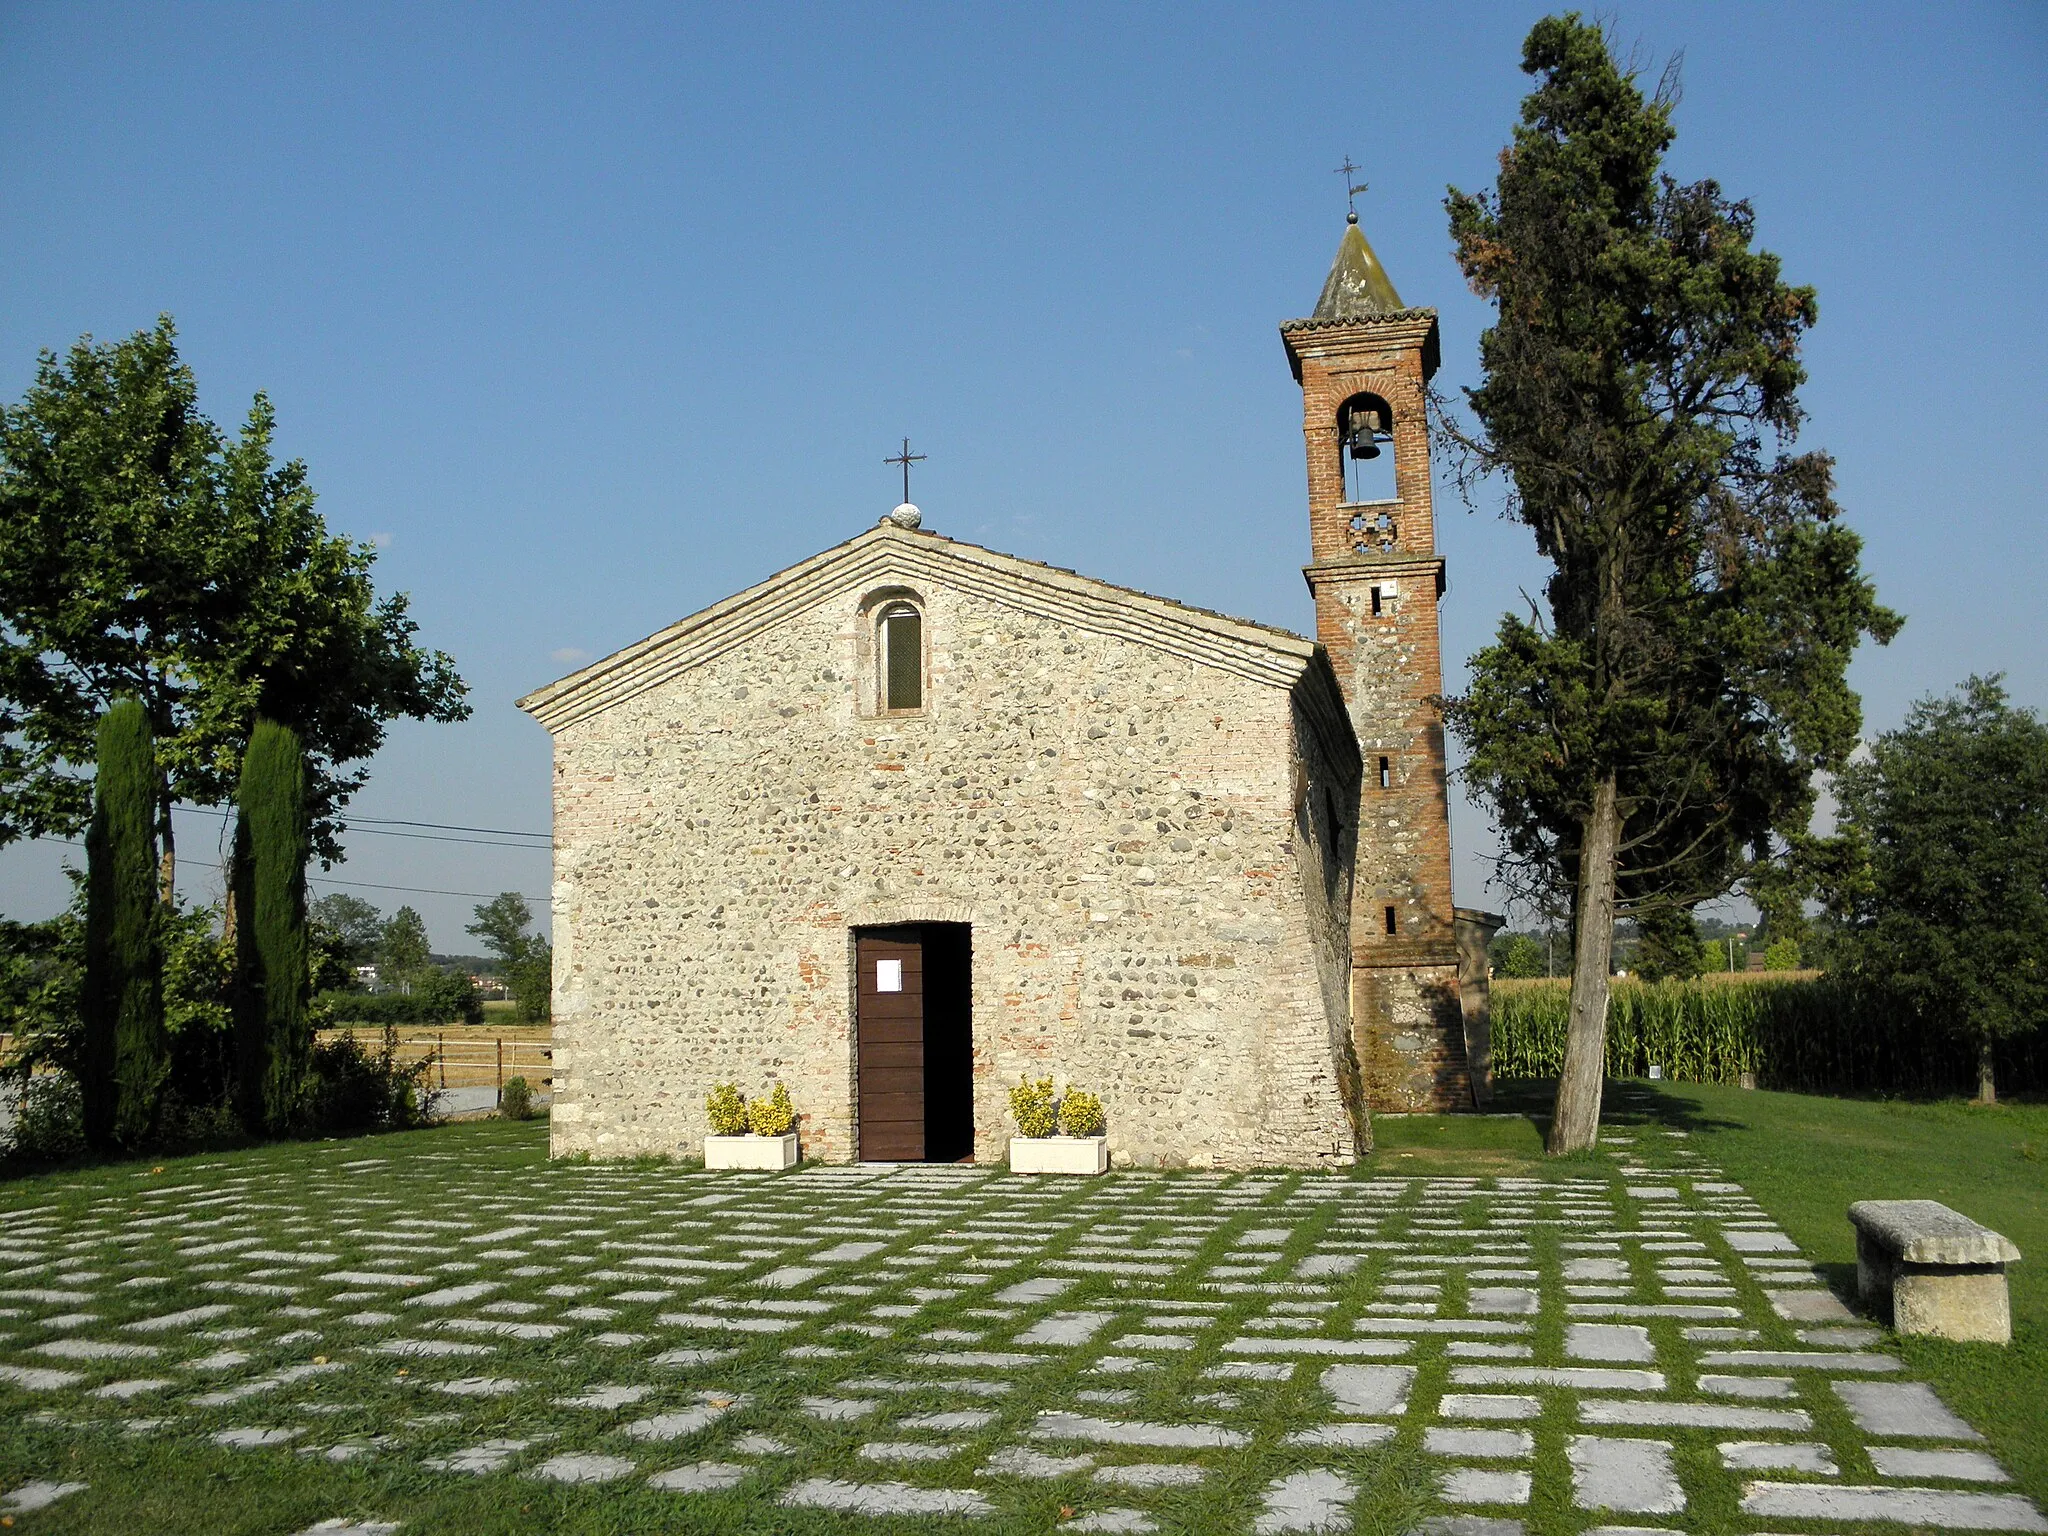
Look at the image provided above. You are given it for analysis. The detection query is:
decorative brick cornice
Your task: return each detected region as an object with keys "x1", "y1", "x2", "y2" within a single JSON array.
[
  {"x1": 1303, "y1": 554, "x2": 1448, "y2": 603},
  {"x1": 520, "y1": 526, "x2": 1336, "y2": 732},
  {"x1": 1354, "y1": 937, "x2": 1461, "y2": 969},
  {"x1": 1280, "y1": 309, "x2": 1441, "y2": 384}
]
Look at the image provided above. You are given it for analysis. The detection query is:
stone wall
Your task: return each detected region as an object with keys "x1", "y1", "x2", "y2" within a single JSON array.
[
  {"x1": 1286, "y1": 677, "x2": 1367, "y2": 1152},
  {"x1": 533, "y1": 532, "x2": 1365, "y2": 1168}
]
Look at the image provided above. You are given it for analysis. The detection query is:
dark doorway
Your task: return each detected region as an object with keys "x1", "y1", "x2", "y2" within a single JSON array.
[{"x1": 854, "y1": 924, "x2": 973, "y2": 1162}]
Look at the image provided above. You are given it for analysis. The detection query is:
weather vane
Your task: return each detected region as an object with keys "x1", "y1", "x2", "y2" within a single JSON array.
[
  {"x1": 884, "y1": 437, "x2": 926, "y2": 504},
  {"x1": 1335, "y1": 156, "x2": 1367, "y2": 221}
]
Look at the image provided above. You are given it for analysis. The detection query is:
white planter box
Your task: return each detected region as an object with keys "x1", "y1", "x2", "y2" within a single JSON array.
[
  {"x1": 704, "y1": 1133, "x2": 798, "y2": 1170},
  {"x1": 1010, "y1": 1135, "x2": 1109, "y2": 1175}
]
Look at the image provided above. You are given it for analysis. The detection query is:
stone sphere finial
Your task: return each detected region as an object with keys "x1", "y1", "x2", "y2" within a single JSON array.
[{"x1": 882, "y1": 502, "x2": 923, "y2": 530}]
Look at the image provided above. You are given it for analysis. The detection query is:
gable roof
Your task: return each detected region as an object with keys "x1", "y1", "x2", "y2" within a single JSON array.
[{"x1": 519, "y1": 523, "x2": 1331, "y2": 733}]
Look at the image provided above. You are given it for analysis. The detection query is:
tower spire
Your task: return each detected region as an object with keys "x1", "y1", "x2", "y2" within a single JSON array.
[{"x1": 1312, "y1": 220, "x2": 1405, "y2": 321}]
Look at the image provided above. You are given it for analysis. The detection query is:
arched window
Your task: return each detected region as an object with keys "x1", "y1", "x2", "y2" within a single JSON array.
[
  {"x1": 1337, "y1": 391, "x2": 1397, "y2": 509},
  {"x1": 877, "y1": 602, "x2": 923, "y2": 713}
]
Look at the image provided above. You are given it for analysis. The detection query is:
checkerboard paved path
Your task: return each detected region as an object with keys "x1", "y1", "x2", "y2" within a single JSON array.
[{"x1": 2, "y1": 1130, "x2": 2041, "y2": 1533}]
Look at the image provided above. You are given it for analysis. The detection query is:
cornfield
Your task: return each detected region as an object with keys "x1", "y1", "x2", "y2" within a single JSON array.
[{"x1": 1492, "y1": 976, "x2": 2044, "y2": 1096}]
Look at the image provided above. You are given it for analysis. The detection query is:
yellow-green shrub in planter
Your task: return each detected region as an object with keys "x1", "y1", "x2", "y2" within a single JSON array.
[
  {"x1": 705, "y1": 1082, "x2": 797, "y2": 1168},
  {"x1": 1057, "y1": 1087, "x2": 1104, "y2": 1138},
  {"x1": 706, "y1": 1083, "x2": 748, "y2": 1136},
  {"x1": 1009, "y1": 1077, "x2": 1057, "y2": 1138},
  {"x1": 1010, "y1": 1078, "x2": 1107, "y2": 1174},
  {"x1": 748, "y1": 1082, "x2": 796, "y2": 1137}
]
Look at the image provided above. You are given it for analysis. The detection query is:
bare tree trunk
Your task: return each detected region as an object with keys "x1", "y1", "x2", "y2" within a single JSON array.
[
  {"x1": 157, "y1": 787, "x2": 176, "y2": 907},
  {"x1": 1977, "y1": 1036, "x2": 1996, "y2": 1106},
  {"x1": 1549, "y1": 773, "x2": 1622, "y2": 1155}
]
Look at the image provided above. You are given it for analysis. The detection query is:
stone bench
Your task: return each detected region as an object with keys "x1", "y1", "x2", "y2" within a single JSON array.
[{"x1": 1848, "y1": 1199, "x2": 2021, "y2": 1344}]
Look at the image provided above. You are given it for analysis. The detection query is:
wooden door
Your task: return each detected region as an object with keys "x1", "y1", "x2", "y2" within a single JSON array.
[{"x1": 856, "y1": 930, "x2": 925, "y2": 1161}]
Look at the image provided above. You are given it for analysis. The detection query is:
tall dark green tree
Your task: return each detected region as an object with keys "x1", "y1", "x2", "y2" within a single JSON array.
[
  {"x1": 1441, "y1": 15, "x2": 1899, "y2": 1151},
  {"x1": 0, "y1": 317, "x2": 469, "y2": 890},
  {"x1": 1826, "y1": 677, "x2": 2048, "y2": 1104},
  {"x1": 233, "y1": 720, "x2": 311, "y2": 1134},
  {"x1": 81, "y1": 699, "x2": 168, "y2": 1149},
  {"x1": 1631, "y1": 909, "x2": 1709, "y2": 982}
]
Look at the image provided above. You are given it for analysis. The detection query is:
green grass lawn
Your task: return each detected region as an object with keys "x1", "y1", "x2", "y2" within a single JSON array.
[
  {"x1": 0, "y1": 1086, "x2": 2041, "y2": 1533},
  {"x1": 1384, "y1": 1078, "x2": 2048, "y2": 1511}
]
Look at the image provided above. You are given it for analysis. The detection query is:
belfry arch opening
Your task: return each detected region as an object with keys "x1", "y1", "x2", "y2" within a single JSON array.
[{"x1": 1338, "y1": 392, "x2": 1396, "y2": 508}]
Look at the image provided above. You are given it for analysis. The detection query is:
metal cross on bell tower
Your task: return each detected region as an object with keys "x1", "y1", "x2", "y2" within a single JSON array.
[{"x1": 1335, "y1": 156, "x2": 1367, "y2": 222}]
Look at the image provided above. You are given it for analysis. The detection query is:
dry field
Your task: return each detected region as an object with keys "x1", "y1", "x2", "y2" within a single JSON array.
[{"x1": 317, "y1": 1023, "x2": 555, "y2": 1094}]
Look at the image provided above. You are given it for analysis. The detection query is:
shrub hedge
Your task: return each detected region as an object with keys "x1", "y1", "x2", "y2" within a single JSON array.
[
  {"x1": 1492, "y1": 976, "x2": 2043, "y2": 1096},
  {"x1": 317, "y1": 980, "x2": 482, "y2": 1027}
]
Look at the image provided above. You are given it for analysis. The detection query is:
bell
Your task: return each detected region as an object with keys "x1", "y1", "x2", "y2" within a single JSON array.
[{"x1": 1345, "y1": 405, "x2": 1383, "y2": 461}]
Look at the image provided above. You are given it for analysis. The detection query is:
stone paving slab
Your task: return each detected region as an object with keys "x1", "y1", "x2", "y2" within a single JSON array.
[{"x1": 1, "y1": 1132, "x2": 2040, "y2": 1534}]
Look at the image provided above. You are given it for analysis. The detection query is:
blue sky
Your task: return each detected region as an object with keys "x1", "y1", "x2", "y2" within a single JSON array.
[{"x1": 2, "y1": 2, "x2": 2043, "y2": 949}]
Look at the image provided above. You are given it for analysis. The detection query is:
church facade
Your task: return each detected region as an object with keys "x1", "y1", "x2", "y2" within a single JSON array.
[{"x1": 521, "y1": 216, "x2": 1491, "y2": 1168}]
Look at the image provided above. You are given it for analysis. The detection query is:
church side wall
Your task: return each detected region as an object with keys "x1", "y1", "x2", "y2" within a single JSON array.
[
  {"x1": 1287, "y1": 674, "x2": 1367, "y2": 1154},
  {"x1": 543, "y1": 573, "x2": 1357, "y2": 1168}
]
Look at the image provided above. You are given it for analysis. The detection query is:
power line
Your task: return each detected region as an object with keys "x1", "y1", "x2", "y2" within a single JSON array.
[
  {"x1": 22, "y1": 841, "x2": 545, "y2": 905},
  {"x1": 350, "y1": 815, "x2": 549, "y2": 840},
  {"x1": 310, "y1": 876, "x2": 550, "y2": 902},
  {"x1": 346, "y1": 827, "x2": 547, "y2": 852},
  {"x1": 170, "y1": 804, "x2": 549, "y2": 842}
]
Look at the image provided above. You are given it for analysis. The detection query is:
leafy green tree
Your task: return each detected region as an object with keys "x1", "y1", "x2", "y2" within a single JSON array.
[
  {"x1": 1633, "y1": 909, "x2": 1708, "y2": 982},
  {"x1": 507, "y1": 936, "x2": 553, "y2": 1024},
  {"x1": 1440, "y1": 15, "x2": 1898, "y2": 1151},
  {"x1": 80, "y1": 700, "x2": 168, "y2": 1149},
  {"x1": 1761, "y1": 937, "x2": 1802, "y2": 971},
  {"x1": 0, "y1": 317, "x2": 469, "y2": 888},
  {"x1": 233, "y1": 720, "x2": 310, "y2": 1134},
  {"x1": 1826, "y1": 676, "x2": 2048, "y2": 1103},
  {"x1": 466, "y1": 892, "x2": 533, "y2": 966},
  {"x1": 159, "y1": 900, "x2": 234, "y2": 1116},
  {"x1": 378, "y1": 906, "x2": 431, "y2": 985},
  {"x1": 311, "y1": 893, "x2": 382, "y2": 966},
  {"x1": 413, "y1": 965, "x2": 483, "y2": 1025},
  {"x1": 310, "y1": 892, "x2": 382, "y2": 992},
  {"x1": 6, "y1": 894, "x2": 230, "y2": 1105},
  {"x1": 0, "y1": 912, "x2": 83, "y2": 1081},
  {"x1": 467, "y1": 891, "x2": 550, "y2": 1022},
  {"x1": 1490, "y1": 932, "x2": 1547, "y2": 979}
]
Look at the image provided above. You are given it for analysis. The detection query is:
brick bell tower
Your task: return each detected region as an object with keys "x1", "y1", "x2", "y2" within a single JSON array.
[{"x1": 1282, "y1": 211, "x2": 1475, "y2": 1112}]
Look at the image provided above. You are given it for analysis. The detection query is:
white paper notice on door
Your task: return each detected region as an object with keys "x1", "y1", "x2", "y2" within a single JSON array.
[{"x1": 876, "y1": 959, "x2": 903, "y2": 992}]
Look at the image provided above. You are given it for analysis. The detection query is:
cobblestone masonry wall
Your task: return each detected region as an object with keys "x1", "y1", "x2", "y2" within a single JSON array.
[{"x1": 538, "y1": 546, "x2": 1364, "y2": 1169}]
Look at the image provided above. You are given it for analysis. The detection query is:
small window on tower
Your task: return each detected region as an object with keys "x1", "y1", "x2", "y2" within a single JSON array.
[
  {"x1": 1378, "y1": 756, "x2": 1391, "y2": 790},
  {"x1": 1370, "y1": 585, "x2": 1383, "y2": 616},
  {"x1": 880, "y1": 604, "x2": 923, "y2": 712},
  {"x1": 1384, "y1": 905, "x2": 1398, "y2": 936}
]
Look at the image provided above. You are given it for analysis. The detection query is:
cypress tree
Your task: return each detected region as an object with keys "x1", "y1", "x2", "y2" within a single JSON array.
[
  {"x1": 81, "y1": 698, "x2": 167, "y2": 1150},
  {"x1": 233, "y1": 719, "x2": 311, "y2": 1134}
]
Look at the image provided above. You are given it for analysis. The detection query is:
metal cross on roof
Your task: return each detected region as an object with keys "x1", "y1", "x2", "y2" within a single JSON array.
[
  {"x1": 1335, "y1": 156, "x2": 1367, "y2": 219},
  {"x1": 884, "y1": 437, "x2": 927, "y2": 504}
]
